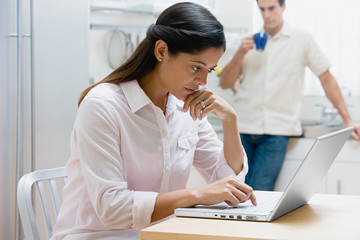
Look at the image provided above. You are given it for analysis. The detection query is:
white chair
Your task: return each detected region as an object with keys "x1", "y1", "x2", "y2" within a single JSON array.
[{"x1": 17, "y1": 167, "x2": 68, "y2": 240}]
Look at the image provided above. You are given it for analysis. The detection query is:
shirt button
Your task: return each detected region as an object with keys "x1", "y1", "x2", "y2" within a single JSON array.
[
  {"x1": 161, "y1": 129, "x2": 168, "y2": 137},
  {"x1": 165, "y1": 166, "x2": 170, "y2": 172}
]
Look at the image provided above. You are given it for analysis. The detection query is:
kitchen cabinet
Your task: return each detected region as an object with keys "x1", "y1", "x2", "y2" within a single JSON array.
[
  {"x1": 327, "y1": 162, "x2": 360, "y2": 195},
  {"x1": 326, "y1": 140, "x2": 360, "y2": 195}
]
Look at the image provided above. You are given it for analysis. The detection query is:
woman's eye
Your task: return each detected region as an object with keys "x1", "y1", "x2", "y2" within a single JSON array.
[{"x1": 192, "y1": 66, "x2": 201, "y2": 72}]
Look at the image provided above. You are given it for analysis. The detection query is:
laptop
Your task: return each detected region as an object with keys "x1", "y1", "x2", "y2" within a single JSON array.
[{"x1": 175, "y1": 126, "x2": 353, "y2": 222}]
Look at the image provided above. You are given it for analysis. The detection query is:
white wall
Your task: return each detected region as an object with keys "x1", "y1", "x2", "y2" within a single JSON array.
[
  {"x1": 88, "y1": 0, "x2": 253, "y2": 82},
  {"x1": 285, "y1": 0, "x2": 360, "y2": 96},
  {"x1": 89, "y1": 5, "x2": 157, "y2": 83}
]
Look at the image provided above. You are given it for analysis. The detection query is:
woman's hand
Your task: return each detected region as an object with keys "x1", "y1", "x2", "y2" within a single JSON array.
[
  {"x1": 151, "y1": 176, "x2": 256, "y2": 222},
  {"x1": 183, "y1": 87, "x2": 236, "y2": 122},
  {"x1": 193, "y1": 176, "x2": 257, "y2": 206},
  {"x1": 183, "y1": 87, "x2": 244, "y2": 174}
]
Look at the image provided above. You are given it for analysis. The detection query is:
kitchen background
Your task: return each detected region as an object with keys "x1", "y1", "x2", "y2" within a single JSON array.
[{"x1": 1, "y1": 0, "x2": 359, "y2": 239}]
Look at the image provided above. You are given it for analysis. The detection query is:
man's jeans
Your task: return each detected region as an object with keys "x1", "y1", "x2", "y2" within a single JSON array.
[{"x1": 240, "y1": 134, "x2": 290, "y2": 191}]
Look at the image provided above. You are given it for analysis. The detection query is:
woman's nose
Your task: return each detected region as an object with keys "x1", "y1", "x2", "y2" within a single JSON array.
[{"x1": 194, "y1": 74, "x2": 208, "y2": 86}]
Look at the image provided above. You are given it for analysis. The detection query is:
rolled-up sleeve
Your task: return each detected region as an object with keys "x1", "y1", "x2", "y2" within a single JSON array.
[
  {"x1": 193, "y1": 118, "x2": 248, "y2": 184},
  {"x1": 304, "y1": 34, "x2": 332, "y2": 76},
  {"x1": 132, "y1": 191, "x2": 158, "y2": 230},
  {"x1": 215, "y1": 147, "x2": 248, "y2": 183}
]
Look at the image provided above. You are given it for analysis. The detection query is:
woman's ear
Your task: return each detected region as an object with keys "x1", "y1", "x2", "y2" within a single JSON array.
[{"x1": 154, "y1": 40, "x2": 168, "y2": 62}]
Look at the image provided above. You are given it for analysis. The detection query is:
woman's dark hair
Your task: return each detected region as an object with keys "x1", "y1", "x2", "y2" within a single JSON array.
[{"x1": 78, "y1": 2, "x2": 226, "y2": 106}]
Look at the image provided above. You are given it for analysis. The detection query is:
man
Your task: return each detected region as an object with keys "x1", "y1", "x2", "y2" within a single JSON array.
[{"x1": 219, "y1": 0, "x2": 360, "y2": 190}]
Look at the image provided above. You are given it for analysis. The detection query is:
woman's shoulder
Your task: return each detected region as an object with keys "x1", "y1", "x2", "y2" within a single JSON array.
[
  {"x1": 85, "y1": 82, "x2": 128, "y2": 104},
  {"x1": 78, "y1": 82, "x2": 129, "y2": 113},
  {"x1": 88, "y1": 82, "x2": 122, "y2": 97}
]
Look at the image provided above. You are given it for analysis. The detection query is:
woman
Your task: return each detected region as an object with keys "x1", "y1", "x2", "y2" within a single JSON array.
[{"x1": 51, "y1": 2, "x2": 256, "y2": 240}]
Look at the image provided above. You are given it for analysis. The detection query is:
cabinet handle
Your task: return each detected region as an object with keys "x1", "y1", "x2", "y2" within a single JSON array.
[{"x1": 337, "y1": 180, "x2": 341, "y2": 195}]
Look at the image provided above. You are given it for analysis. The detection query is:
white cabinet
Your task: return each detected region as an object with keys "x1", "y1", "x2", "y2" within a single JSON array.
[
  {"x1": 326, "y1": 140, "x2": 360, "y2": 195},
  {"x1": 327, "y1": 162, "x2": 360, "y2": 195}
]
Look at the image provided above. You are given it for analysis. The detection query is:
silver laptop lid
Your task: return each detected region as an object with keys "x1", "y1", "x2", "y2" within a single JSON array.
[{"x1": 268, "y1": 126, "x2": 353, "y2": 221}]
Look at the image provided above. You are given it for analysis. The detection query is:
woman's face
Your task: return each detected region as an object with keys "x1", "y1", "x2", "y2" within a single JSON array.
[{"x1": 159, "y1": 47, "x2": 224, "y2": 101}]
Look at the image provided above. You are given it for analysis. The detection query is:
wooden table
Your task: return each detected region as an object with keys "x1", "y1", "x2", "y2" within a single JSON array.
[{"x1": 141, "y1": 193, "x2": 360, "y2": 240}]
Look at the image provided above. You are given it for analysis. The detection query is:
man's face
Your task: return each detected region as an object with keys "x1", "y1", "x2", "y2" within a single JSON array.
[{"x1": 257, "y1": 0, "x2": 285, "y2": 32}]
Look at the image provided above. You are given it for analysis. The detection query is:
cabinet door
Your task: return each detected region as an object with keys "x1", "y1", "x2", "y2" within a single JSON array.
[{"x1": 327, "y1": 162, "x2": 360, "y2": 195}]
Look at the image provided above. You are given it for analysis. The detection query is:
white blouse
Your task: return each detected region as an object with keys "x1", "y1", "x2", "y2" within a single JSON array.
[{"x1": 50, "y1": 80, "x2": 248, "y2": 240}]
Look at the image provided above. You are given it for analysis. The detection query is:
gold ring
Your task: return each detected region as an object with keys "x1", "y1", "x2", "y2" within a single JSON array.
[{"x1": 200, "y1": 100, "x2": 206, "y2": 109}]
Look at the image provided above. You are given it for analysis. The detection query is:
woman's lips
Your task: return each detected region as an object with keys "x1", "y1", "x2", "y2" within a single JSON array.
[{"x1": 185, "y1": 87, "x2": 196, "y2": 94}]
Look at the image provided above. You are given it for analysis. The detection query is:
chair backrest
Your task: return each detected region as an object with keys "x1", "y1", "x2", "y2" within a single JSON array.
[{"x1": 17, "y1": 167, "x2": 68, "y2": 240}]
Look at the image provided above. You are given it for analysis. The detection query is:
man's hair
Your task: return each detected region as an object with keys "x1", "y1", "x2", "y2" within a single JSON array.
[{"x1": 256, "y1": 0, "x2": 285, "y2": 6}]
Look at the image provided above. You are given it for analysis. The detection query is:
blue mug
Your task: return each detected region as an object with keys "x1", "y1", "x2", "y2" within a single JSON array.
[{"x1": 253, "y1": 32, "x2": 268, "y2": 51}]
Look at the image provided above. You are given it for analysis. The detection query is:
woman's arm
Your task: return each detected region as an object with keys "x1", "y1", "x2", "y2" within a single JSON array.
[
  {"x1": 165, "y1": 88, "x2": 256, "y2": 224},
  {"x1": 221, "y1": 113, "x2": 243, "y2": 174},
  {"x1": 151, "y1": 176, "x2": 256, "y2": 222},
  {"x1": 183, "y1": 88, "x2": 244, "y2": 174}
]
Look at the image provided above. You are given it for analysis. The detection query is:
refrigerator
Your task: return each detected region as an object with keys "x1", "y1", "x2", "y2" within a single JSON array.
[{"x1": 0, "y1": 0, "x2": 89, "y2": 239}]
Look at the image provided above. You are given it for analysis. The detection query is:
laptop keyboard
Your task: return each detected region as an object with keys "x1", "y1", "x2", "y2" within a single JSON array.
[
  {"x1": 225, "y1": 193, "x2": 282, "y2": 213},
  {"x1": 193, "y1": 192, "x2": 282, "y2": 214}
]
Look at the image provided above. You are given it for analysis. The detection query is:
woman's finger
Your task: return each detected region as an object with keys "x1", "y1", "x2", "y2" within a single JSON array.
[
  {"x1": 249, "y1": 193, "x2": 257, "y2": 206},
  {"x1": 183, "y1": 89, "x2": 204, "y2": 112}
]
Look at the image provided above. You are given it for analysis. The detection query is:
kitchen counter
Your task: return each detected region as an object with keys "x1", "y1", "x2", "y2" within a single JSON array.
[{"x1": 300, "y1": 120, "x2": 346, "y2": 138}]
